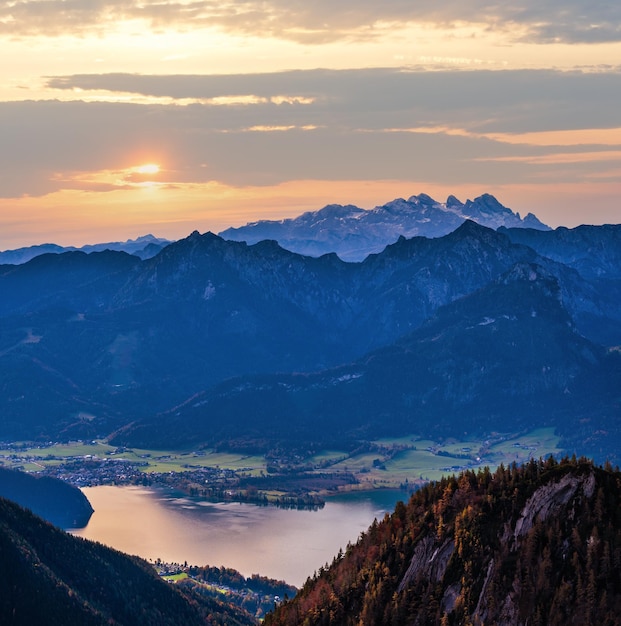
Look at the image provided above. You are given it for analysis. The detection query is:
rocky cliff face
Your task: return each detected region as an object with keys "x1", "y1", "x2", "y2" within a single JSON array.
[{"x1": 265, "y1": 459, "x2": 621, "y2": 626}]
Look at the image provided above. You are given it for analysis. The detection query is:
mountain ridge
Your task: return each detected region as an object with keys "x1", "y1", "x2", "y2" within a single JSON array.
[
  {"x1": 220, "y1": 193, "x2": 550, "y2": 261},
  {"x1": 0, "y1": 234, "x2": 170, "y2": 266},
  {"x1": 0, "y1": 465, "x2": 93, "y2": 528},
  {"x1": 0, "y1": 220, "x2": 619, "y2": 459},
  {"x1": 110, "y1": 260, "x2": 620, "y2": 463},
  {"x1": 264, "y1": 458, "x2": 621, "y2": 626},
  {"x1": 0, "y1": 495, "x2": 254, "y2": 625}
]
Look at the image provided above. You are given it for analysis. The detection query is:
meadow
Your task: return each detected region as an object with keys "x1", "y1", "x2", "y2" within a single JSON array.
[{"x1": 0, "y1": 428, "x2": 562, "y2": 495}]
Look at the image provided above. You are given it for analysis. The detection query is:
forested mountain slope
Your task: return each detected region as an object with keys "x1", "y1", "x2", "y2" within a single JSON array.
[
  {"x1": 0, "y1": 496, "x2": 254, "y2": 625},
  {"x1": 0, "y1": 221, "x2": 619, "y2": 449},
  {"x1": 265, "y1": 458, "x2": 621, "y2": 626},
  {"x1": 0, "y1": 466, "x2": 93, "y2": 528},
  {"x1": 113, "y1": 262, "x2": 621, "y2": 464}
]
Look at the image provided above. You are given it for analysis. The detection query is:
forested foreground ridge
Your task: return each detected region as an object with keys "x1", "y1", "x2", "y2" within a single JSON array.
[
  {"x1": 265, "y1": 458, "x2": 621, "y2": 626},
  {"x1": 0, "y1": 496, "x2": 255, "y2": 626}
]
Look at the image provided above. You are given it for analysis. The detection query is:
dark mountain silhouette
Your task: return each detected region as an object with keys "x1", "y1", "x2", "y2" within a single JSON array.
[
  {"x1": 0, "y1": 222, "x2": 536, "y2": 439},
  {"x1": 500, "y1": 224, "x2": 621, "y2": 346},
  {"x1": 499, "y1": 224, "x2": 621, "y2": 280},
  {"x1": 0, "y1": 465, "x2": 93, "y2": 528},
  {"x1": 265, "y1": 457, "x2": 621, "y2": 626},
  {"x1": 0, "y1": 496, "x2": 255, "y2": 625}
]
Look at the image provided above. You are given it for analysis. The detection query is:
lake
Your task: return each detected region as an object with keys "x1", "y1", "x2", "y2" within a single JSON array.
[{"x1": 70, "y1": 486, "x2": 406, "y2": 587}]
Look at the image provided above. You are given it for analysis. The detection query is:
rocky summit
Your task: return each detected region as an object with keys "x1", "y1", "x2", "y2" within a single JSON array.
[{"x1": 219, "y1": 193, "x2": 550, "y2": 261}]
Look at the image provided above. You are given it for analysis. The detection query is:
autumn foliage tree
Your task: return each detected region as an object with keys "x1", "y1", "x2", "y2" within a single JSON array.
[{"x1": 266, "y1": 457, "x2": 621, "y2": 626}]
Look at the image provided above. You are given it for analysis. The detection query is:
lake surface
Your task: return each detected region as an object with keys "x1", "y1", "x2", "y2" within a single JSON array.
[{"x1": 70, "y1": 486, "x2": 405, "y2": 587}]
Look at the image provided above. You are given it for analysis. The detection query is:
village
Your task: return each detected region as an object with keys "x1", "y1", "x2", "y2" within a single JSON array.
[{"x1": 0, "y1": 429, "x2": 559, "y2": 509}]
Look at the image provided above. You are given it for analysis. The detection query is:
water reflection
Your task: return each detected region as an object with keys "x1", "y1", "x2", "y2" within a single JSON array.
[{"x1": 70, "y1": 486, "x2": 405, "y2": 586}]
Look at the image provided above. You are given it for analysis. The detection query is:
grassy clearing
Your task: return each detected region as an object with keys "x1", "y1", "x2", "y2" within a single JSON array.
[
  {"x1": 161, "y1": 572, "x2": 188, "y2": 582},
  {"x1": 0, "y1": 441, "x2": 266, "y2": 475},
  {"x1": 316, "y1": 428, "x2": 562, "y2": 490},
  {"x1": 307, "y1": 450, "x2": 348, "y2": 466},
  {"x1": 485, "y1": 428, "x2": 563, "y2": 464},
  {"x1": 329, "y1": 453, "x2": 382, "y2": 472}
]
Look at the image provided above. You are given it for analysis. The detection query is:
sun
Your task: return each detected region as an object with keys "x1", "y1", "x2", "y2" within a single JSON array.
[{"x1": 133, "y1": 163, "x2": 160, "y2": 175}]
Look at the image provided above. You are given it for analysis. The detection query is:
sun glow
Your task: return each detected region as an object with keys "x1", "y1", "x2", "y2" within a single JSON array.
[{"x1": 133, "y1": 163, "x2": 160, "y2": 175}]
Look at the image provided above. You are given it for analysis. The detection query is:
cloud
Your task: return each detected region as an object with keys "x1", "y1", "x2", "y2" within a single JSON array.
[
  {"x1": 2, "y1": 0, "x2": 621, "y2": 44},
  {"x1": 46, "y1": 67, "x2": 621, "y2": 133},
  {"x1": 2, "y1": 68, "x2": 621, "y2": 198}
]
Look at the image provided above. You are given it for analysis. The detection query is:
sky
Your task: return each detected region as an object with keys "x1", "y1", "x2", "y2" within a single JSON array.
[{"x1": 1, "y1": 1, "x2": 620, "y2": 249}]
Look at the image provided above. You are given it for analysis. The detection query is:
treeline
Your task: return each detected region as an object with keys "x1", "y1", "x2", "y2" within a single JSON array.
[
  {"x1": 182, "y1": 566, "x2": 297, "y2": 619},
  {"x1": 188, "y1": 565, "x2": 295, "y2": 597},
  {"x1": 265, "y1": 457, "x2": 621, "y2": 626}
]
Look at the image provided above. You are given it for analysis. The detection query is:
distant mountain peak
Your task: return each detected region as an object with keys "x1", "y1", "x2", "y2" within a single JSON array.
[
  {"x1": 312, "y1": 203, "x2": 363, "y2": 219},
  {"x1": 220, "y1": 192, "x2": 550, "y2": 261},
  {"x1": 451, "y1": 218, "x2": 489, "y2": 235},
  {"x1": 407, "y1": 192, "x2": 437, "y2": 206},
  {"x1": 446, "y1": 194, "x2": 464, "y2": 209},
  {"x1": 0, "y1": 233, "x2": 172, "y2": 265}
]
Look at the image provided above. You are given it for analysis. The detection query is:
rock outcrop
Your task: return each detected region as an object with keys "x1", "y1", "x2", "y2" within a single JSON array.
[{"x1": 266, "y1": 459, "x2": 621, "y2": 626}]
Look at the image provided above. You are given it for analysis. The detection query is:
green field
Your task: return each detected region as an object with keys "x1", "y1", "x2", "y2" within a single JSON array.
[
  {"x1": 315, "y1": 428, "x2": 563, "y2": 489},
  {"x1": 0, "y1": 441, "x2": 266, "y2": 475},
  {"x1": 0, "y1": 428, "x2": 563, "y2": 495},
  {"x1": 160, "y1": 572, "x2": 188, "y2": 583}
]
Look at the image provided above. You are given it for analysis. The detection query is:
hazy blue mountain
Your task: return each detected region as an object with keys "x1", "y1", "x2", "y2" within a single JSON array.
[
  {"x1": 0, "y1": 222, "x2": 619, "y2": 450},
  {"x1": 499, "y1": 224, "x2": 621, "y2": 346},
  {"x1": 0, "y1": 243, "x2": 66, "y2": 265},
  {"x1": 0, "y1": 222, "x2": 541, "y2": 440},
  {"x1": 0, "y1": 234, "x2": 170, "y2": 265},
  {"x1": 220, "y1": 193, "x2": 550, "y2": 261},
  {"x1": 111, "y1": 262, "x2": 621, "y2": 464},
  {"x1": 499, "y1": 223, "x2": 621, "y2": 280}
]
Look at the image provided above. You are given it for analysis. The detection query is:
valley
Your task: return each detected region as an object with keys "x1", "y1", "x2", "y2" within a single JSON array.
[{"x1": 0, "y1": 428, "x2": 561, "y2": 507}]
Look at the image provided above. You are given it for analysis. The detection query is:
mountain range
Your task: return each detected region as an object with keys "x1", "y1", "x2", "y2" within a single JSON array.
[
  {"x1": 0, "y1": 193, "x2": 545, "y2": 267},
  {"x1": 0, "y1": 234, "x2": 170, "y2": 265},
  {"x1": 111, "y1": 258, "x2": 620, "y2": 462},
  {"x1": 0, "y1": 217, "x2": 619, "y2": 462},
  {"x1": 220, "y1": 193, "x2": 550, "y2": 261}
]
